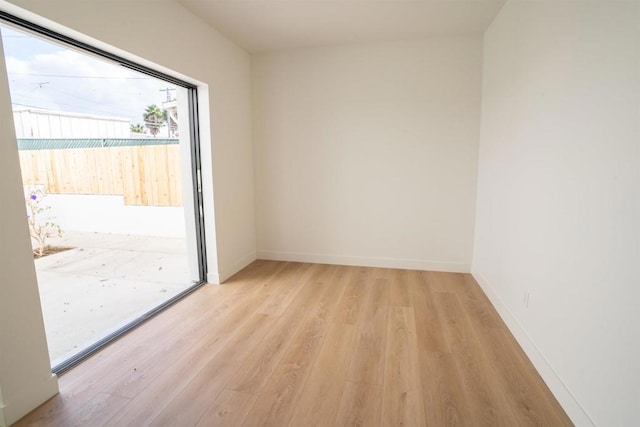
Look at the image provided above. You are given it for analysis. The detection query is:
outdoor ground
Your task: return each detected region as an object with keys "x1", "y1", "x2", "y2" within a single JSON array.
[{"x1": 35, "y1": 231, "x2": 192, "y2": 366}]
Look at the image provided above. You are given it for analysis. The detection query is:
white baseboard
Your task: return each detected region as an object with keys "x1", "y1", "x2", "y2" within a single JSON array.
[
  {"x1": 208, "y1": 251, "x2": 257, "y2": 284},
  {"x1": 472, "y1": 270, "x2": 595, "y2": 427},
  {"x1": 206, "y1": 271, "x2": 220, "y2": 285},
  {"x1": 258, "y1": 250, "x2": 469, "y2": 273},
  {"x1": 2, "y1": 374, "x2": 58, "y2": 426}
]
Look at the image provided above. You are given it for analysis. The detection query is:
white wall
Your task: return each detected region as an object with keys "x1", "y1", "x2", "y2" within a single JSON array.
[
  {"x1": 44, "y1": 194, "x2": 186, "y2": 237},
  {"x1": 473, "y1": 1, "x2": 640, "y2": 425},
  {"x1": 0, "y1": 0, "x2": 257, "y2": 283},
  {"x1": 0, "y1": 33, "x2": 58, "y2": 427},
  {"x1": 253, "y1": 38, "x2": 482, "y2": 272}
]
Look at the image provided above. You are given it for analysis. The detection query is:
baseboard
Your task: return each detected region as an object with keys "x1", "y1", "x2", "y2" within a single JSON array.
[
  {"x1": 208, "y1": 251, "x2": 257, "y2": 284},
  {"x1": 258, "y1": 250, "x2": 469, "y2": 273},
  {"x1": 206, "y1": 271, "x2": 221, "y2": 285},
  {"x1": 472, "y1": 270, "x2": 595, "y2": 427},
  {"x1": 2, "y1": 374, "x2": 58, "y2": 426}
]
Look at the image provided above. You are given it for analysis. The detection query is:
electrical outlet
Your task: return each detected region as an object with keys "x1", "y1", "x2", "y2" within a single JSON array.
[{"x1": 524, "y1": 291, "x2": 530, "y2": 308}]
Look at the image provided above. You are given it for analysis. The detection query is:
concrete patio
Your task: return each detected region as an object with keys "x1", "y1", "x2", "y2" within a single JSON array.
[{"x1": 34, "y1": 231, "x2": 193, "y2": 367}]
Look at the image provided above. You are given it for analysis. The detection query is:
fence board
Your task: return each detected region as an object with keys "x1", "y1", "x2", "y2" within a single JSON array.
[{"x1": 18, "y1": 145, "x2": 183, "y2": 207}]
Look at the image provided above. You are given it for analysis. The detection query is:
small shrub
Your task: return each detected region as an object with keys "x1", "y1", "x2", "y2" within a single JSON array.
[{"x1": 24, "y1": 186, "x2": 63, "y2": 257}]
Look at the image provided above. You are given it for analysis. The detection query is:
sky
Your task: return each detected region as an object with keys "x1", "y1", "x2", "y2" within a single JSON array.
[{"x1": 0, "y1": 25, "x2": 176, "y2": 127}]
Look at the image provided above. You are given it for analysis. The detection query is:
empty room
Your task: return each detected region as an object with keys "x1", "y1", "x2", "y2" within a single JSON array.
[{"x1": 0, "y1": 1, "x2": 638, "y2": 426}]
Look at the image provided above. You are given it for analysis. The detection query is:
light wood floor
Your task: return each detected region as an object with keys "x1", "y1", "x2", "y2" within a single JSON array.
[{"x1": 15, "y1": 261, "x2": 572, "y2": 426}]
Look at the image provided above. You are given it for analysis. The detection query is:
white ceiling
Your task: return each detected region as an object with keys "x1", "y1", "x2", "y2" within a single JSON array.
[{"x1": 178, "y1": 1, "x2": 506, "y2": 53}]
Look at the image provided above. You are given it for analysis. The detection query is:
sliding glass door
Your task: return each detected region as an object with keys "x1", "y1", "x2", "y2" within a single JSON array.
[{"x1": 0, "y1": 12, "x2": 206, "y2": 374}]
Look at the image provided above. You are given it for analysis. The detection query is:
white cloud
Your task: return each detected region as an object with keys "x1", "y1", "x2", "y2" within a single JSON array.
[{"x1": 5, "y1": 41, "x2": 176, "y2": 127}]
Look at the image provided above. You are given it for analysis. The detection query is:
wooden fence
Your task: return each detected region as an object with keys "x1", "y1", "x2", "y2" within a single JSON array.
[{"x1": 18, "y1": 144, "x2": 183, "y2": 207}]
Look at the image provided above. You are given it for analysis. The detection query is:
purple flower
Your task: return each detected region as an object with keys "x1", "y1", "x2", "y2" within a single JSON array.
[{"x1": 30, "y1": 194, "x2": 37, "y2": 200}]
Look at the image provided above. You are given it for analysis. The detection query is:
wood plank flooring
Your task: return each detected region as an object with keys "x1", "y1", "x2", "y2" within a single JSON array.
[{"x1": 14, "y1": 261, "x2": 572, "y2": 426}]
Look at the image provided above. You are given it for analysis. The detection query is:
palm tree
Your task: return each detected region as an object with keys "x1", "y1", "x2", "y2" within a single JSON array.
[
  {"x1": 143, "y1": 105, "x2": 167, "y2": 137},
  {"x1": 130, "y1": 123, "x2": 145, "y2": 134}
]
